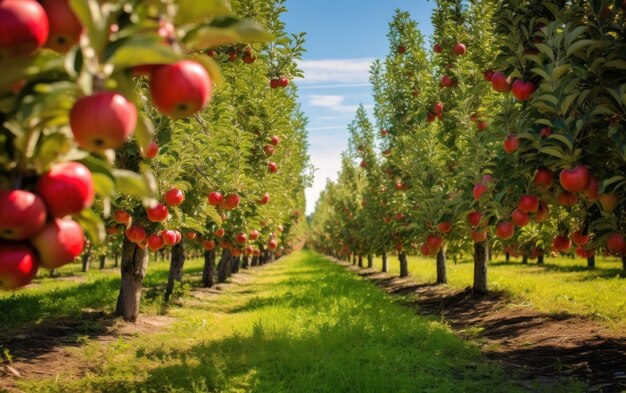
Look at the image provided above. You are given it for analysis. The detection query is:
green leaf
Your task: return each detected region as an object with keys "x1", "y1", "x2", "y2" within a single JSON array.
[
  {"x1": 534, "y1": 43, "x2": 554, "y2": 61},
  {"x1": 69, "y1": 0, "x2": 106, "y2": 55},
  {"x1": 134, "y1": 114, "x2": 155, "y2": 153},
  {"x1": 540, "y1": 146, "x2": 569, "y2": 160},
  {"x1": 175, "y1": 0, "x2": 232, "y2": 25},
  {"x1": 185, "y1": 18, "x2": 273, "y2": 49},
  {"x1": 559, "y1": 94, "x2": 577, "y2": 115},
  {"x1": 547, "y1": 134, "x2": 574, "y2": 152},
  {"x1": 566, "y1": 39, "x2": 595, "y2": 57},
  {"x1": 191, "y1": 54, "x2": 224, "y2": 86},
  {"x1": 204, "y1": 205, "x2": 223, "y2": 226},
  {"x1": 113, "y1": 169, "x2": 156, "y2": 200},
  {"x1": 602, "y1": 175, "x2": 625, "y2": 188},
  {"x1": 93, "y1": 172, "x2": 116, "y2": 198},
  {"x1": 37, "y1": 133, "x2": 73, "y2": 168},
  {"x1": 106, "y1": 35, "x2": 180, "y2": 71},
  {"x1": 75, "y1": 208, "x2": 105, "y2": 244}
]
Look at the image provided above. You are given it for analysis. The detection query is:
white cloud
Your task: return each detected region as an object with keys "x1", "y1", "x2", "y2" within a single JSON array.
[
  {"x1": 297, "y1": 58, "x2": 375, "y2": 85},
  {"x1": 308, "y1": 94, "x2": 359, "y2": 113},
  {"x1": 298, "y1": 83, "x2": 372, "y2": 90},
  {"x1": 307, "y1": 125, "x2": 347, "y2": 131}
]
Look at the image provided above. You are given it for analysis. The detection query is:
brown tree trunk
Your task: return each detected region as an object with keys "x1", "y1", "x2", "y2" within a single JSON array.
[
  {"x1": 522, "y1": 255, "x2": 528, "y2": 264},
  {"x1": 473, "y1": 239, "x2": 489, "y2": 295},
  {"x1": 99, "y1": 255, "x2": 106, "y2": 269},
  {"x1": 202, "y1": 249, "x2": 215, "y2": 288},
  {"x1": 49, "y1": 269, "x2": 56, "y2": 277},
  {"x1": 587, "y1": 255, "x2": 595, "y2": 269},
  {"x1": 622, "y1": 255, "x2": 625, "y2": 271},
  {"x1": 81, "y1": 244, "x2": 91, "y2": 272},
  {"x1": 538, "y1": 254, "x2": 544, "y2": 265},
  {"x1": 217, "y1": 248, "x2": 232, "y2": 283},
  {"x1": 352, "y1": 254, "x2": 356, "y2": 265},
  {"x1": 242, "y1": 256, "x2": 250, "y2": 269},
  {"x1": 505, "y1": 252, "x2": 510, "y2": 263},
  {"x1": 381, "y1": 253, "x2": 388, "y2": 272},
  {"x1": 230, "y1": 256, "x2": 240, "y2": 274},
  {"x1": 114, "y1": 249, "x2": 119, "y2": 268},
  {"x1": 399, "y1": 252, "x2": 408, "y2": 278},
  {"x1": 164, "y1": 242, "x2": 186, "y2": 302},
  {"x1": 115, "y1": 238, "x2": 149, "y2": 322},
  {"x1": 367, "y1": 254, "x2": 373, "y2": 268},
  {"x1": 436, "y1": 247, "x2": 447, "y2": 284},
  {"x1": 251, "y1": 255, "x2": 258, "y2": 266},
  {"x1": 357, "y1": 255, "x2": 363, "y2": 268}
]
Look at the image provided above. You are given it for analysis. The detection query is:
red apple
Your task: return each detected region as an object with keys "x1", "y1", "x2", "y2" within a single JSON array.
[
  {"x1": 533, "y1": 168, "x2": 553, "y2": 188},
  {"x1": 471, "y1": 229, "x2": 488, "y2": 243},
  {"x1": 559, "y1": 165, "x2": 590, "y2": 193},
  {"x1": 268, "y1": 162, "x2": 278, "y2": 173},
  {"x1": 161, "y1": 230, "x2": 177, "y2": 246},
  {"x1": 259, "y1": 193, "x2": 270, "y2": 205},
  {"x1": 540, "y1": 127, "x2": 552, "y2": 137},
  {"x1": 437, "y1": 221, "x2": 452, "y2": 234},
  {"x1": 270, "y1": 135, "x2": 280, "y2": 145},
  {"x1": 495, "y1": 222, "x2": 515, "y2": 240},
  {"x1": 221, "y1": 194, "x2": 240, "y2": 211},
  {"x1": 235, "y1": 233, "x2": 247, "y2": 244},
  {"x1": 483, "y1": 69, "x2": 494, "y2": 81},
  {"x1": 511, "y1": 80, "x2": 536, "y2": 101},
  {"x1": 518, "y1": 194, "x2": 539, "y2": 213},
  {"x1": 571, "y1": 230, "x2": 590, "y2": 246},
  {"x1": 173, "y1": 231, "x2": 182, "y2": 244},
  {"x1": 473, "y1": 183, "x2": 488, "y2": 200},
  {"x1": 249, "y1": 229, "x2": 260, "y2": 241},
  {"x1": 147, "y1": 234, "x2": 164, "y2": 251},
  {"x1": 452, "y1": 42, "x2": 466, "y2": 55},
  {"x1": 270, "y1": 79, "x2": 280, "y2": 89},
  {"x1": 552, "y1": 235, "x2": 571, "y2": 252},
  {"x1": 202, "y1": 239, "x2": 216, "y2": 251},
  {"x1": 556, "y1": 191, "x2": 578, "y2": 206},
  {"x1": 214, "y1": 228, "x2": 225, "y2": 238},
  {"x1": 511, "y1": 208, "x2": 530, "y2": 227},
  {"x1": 279, "y1": 77, "x2": 289, "y2": 87},
  {"x1": 106, "y1": 226, "x2": 118, "y2": 235},
  {"x1": 397, "y1": 44, "x2": 406, "y2": 54},
  {"x1": 534, "y1": 201, "x2": 550, "y2": 222},
  {"x1": 31, "y1": 218, "x2": 84, "y2": 269},
  {"x1": 420, "y1": 243, "x2": 431, "y2": 256},
  {"x1": 0, "y1": 243, "x2": 38, "y2": 290},
  {"x1": 426, "y1": 235, "x2": 443, "y2": 251},
  {"x1": 0, "y1": 190, "x2": 46, "y2": 240},
  {"x1": 41, "y1": 0, "x2": 82, "y2": 53},
  {"x1": 476, "y1": 121, "x2": 488, "y2": 131},
  {"x1": 440, "y1": 75, "x2": 455, "y2": 88},
  {"x1": 142, "y1": 141, "x2": 159, "y2": 159},
  {"x1": 581, "y1": 176, "x2": 599, "y2": 201},
  {"x1": 114, "y1": 210, "x2": 130, "y2": 224},
  {"x1": 70, "y1": 92, "x2": 138, "y2": 151},
  {"x1": 599, "y1": 193, "x2": 619, "y2": 212},
  {"x1": 607, "y1": 232, "x2": 625, "y2": 255},
  {"x1": 125, "y1": 224, "x2": 146, "y2": 243},
  {"x1": 163, "y1": 188, "x2": 184, "y2": 207},
  {"x1": 37, "y1": 162, "x2": 95, "y2": 217},
  {"x1": 185, "y1": 232, "x2": 196, "y2": 240},
  {"x1": 503, "y1": 134, "x2": 519, "y2": 154},
  {"x1": 263, "y1": 144, "x2": 275, "y2": 156},
  {"x1": 491, "y1": 71, "x2": 511, "y2": 92},
  {"x1": 433, "y1": 43, "x2": 442, "y2": 53},
  {"x1": 426, "y1": 112, "x2": 436, "y2": 122},
  {"x1": 150, "y1": 60, "x2": 212, "y2": 119},
  {"x1": 0, "y1": 0, "x2": 49, "y2": 55},
  {"x1": 467, "y1": 211, "x2": 482, "y2": 227},
  {"x1": 268, "y1": 239, "x2": 278, "y2": 250},
  {"x1": 208, "y1": 191, "x2": 223, "y2": 206},
  {"x1": 146, "y1": 203, "x2": 169, "y2": 222},
  {"x1": 433, "y1": 102, "x2": 444, "y2": 114}
]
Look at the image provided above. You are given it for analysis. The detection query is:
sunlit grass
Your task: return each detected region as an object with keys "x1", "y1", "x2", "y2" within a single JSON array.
[{"x1": 12, "y1": 250, "x2": 582, "y2": 392}]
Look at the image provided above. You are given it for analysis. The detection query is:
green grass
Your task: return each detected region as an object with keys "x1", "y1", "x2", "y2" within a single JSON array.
[
  {"x1": 375, "y1": 253, "x2": 626, "y2": 325},
  {"x1": 8, "y1": 250, "x2": 582, "y2": 392}
]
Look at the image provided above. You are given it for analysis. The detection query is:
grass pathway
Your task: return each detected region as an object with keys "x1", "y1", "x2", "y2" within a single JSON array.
[{"x1": 15, "y1": 250, "x2": 582, "y2": 393}]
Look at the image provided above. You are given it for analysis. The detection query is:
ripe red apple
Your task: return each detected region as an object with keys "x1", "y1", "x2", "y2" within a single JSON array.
[
  {"x1": 125, "y1": 224, "x2": 146, "y2": 243},
  {"x1": 263, "y1": 144, "x2": 275, "y2": 156},
  {"x1": 235, "y1": 233, "x2": 247, "y2": 244},
  {"x1": 214, "y1": 228, "x2": 225, "y2": 238},
  {"x1": 279, "y1": 77, "x2": 289, "y2": 87},
  {"x1": 259, "y1": 193, "x2": 270, "y2": 205},
  {"x1": 268, "y1": 162, "x2": 278, "y2": 173},
  {"x1": 0, "y1": 243, "x2": 38, "y2": 290},
  {"x1": 556, "y1": 191, "x2": 578, "y2": 206},
  {"x1": 607, "y1": 232, "x2": 625, "y2": 255},
  {"x1": 0, "y1": 0, "x2": 49, "y2": 55},
  {"x1": 397, "y1": 44, "x2": 406, "y2": 54},
  {"x1": 559, "y1": 165, "x2": 590, "y2": 193},
  {"x1": 268, "y1": 239, "x2": 278, "y2": 250},
  {"x1": 433, "y1": 43, "x2": 442, "y2": 53},
  {"x1": 540, "y1": 127, "x2": 552, "y2": 137},
  {"x1": 426, "y1": 112, "x2": 436, "y2": 122},
  {"x1": 476, "y1": 121, "x2": 488, "y2": 131},
  {"x1": 106, "y1": 226, "x2": 118, "y2": 235},
  {"x1": 249, "y1": 229, "x2": 259, "y2": 241},
  {"x1": 31, "y1": 218, "x2": 84, "y2": 269},
  {"x1": 495, "y1": 222, "x2": 515, "y2": 240},
  {"x1": 221, "y1": 194, "x2": 240, "y2": 211},
  {"x1": 114, "y1": 210, "x2": 130, "y2": 224},
  {"x1": 511, "y1": 208, "x2": 530, "y2": 227},
  {"x1": 203, "y1": 239, "x2": 216, "y2": 251},
  {"x1": 503, "y1": 134, "x2": 519, "y2": 154},
  {"x1": 161, "y1": 230, "x2": 177, "y2": 246},
  {"x1": 467, "y1": 211, "x2": 482, "y2": 227},
  {"x1": 208, "y1": 191, "x2": 223, "y2": 206},
  {"x1": 440, "y1": 75, "x2": 455, "y2": 88},
  {"x1": 571, "y1": 230, "x2": 590, "y2": 246},
  {"x1": 185, "y1": 232, "x2": 196, "y2": 240},
  {"x1": 150, "y1": 60, "x2": 212, "y2": 119},
  {"x1": 37, "y1": 162, "x2": 95, "y2": 217},
  {"x1": 575, "y1": 246, "x2": 594, "y2": 259},
  {"x1": 452, "y1": 42, "x2": 466, "y2": 55},
  {"x1": 511, "y1": 80, "x2": 536, "y2": 101},
  {"x1": 420, "y1": 243, "x2": 431, "y2": 256},
  {"x1": 426, "y1": 235, "x2": 443, "y2": 251},
  {"x1": 533, "y1": 168, "x2": 553, "y2": 188},
  {"x1": 437, "y1": 221, "x2": 452, "y2": 234},
  {"x1": 483, "y1": 70, "x2": 494, "y2": 81},
  {"x1": 147, "y1": 234, "x2": 164, "y2": 251},
  {"x1": 534, "y1": 201, "x2": 550, "y2": 222},
  {"x1": 599, "y1": 193, "x2": 619, "y2": 212},
  {"x1": 146, "y1": 203, "x2": 169, "y2": 222},
  {"x1": 581, "y1": 176, "x2": 599, "y2": 201},
  {"x1": 395, "y1": 212, "x2": 404, "y2": 221},
  {"x1": 552, "y1": 235, "x2": 571, "y2": 252},
  {"x1": 173, "y1": 231, "x2": 182, "y2": 244},
  {"x1": 70, "y1": 91, "x2": 138, "y2": 151},
  {"x1": 380, "y1": 129, "x2": 388, "y2": 137},
  {"x1": 41, "y1": 0, "x2": 82, "y2": 53},
  {"x1": 473, "y1": 183, "x2": 488, "y2": 200},
  {"x1": 491, "y1": 71, "x2": 511, "y2": 92},
  {"x1": 471, "y1": 229, "x2": 487, "y2": 243},
  {"x1": 0, "y1": 190, "x2": 46, "y2": 240},
  {"x1": 163, "y1": 188, "x2": 184, "y2": 207},
  {"x1": 433, "y1": 102, "x2": 444, "y2": 114},
  {"x1": 518, "y1": 194, "x2": 539, "y2": 213},
  {"x1": 270, "y1": 135, "x2": 280, "y2": 146},
  {"x1": 142, "y1": 141, "x2": 159, "y2": 159},
  {"x1": 270, "y1": 79, "x2": 280, "y2": 89}
]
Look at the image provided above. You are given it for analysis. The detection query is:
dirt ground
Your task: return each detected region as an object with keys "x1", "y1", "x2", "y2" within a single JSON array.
[{"x1": 339, "y1": 261, "x2": 626, "y2": 393}]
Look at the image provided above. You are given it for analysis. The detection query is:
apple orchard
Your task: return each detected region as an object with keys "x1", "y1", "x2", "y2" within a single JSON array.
[
  {"x1": 309, "y1": 0, "x2": 626, "y2": 293},
  {"x1": 0, "y1": 0, "x2": 310, "y2": 321}
]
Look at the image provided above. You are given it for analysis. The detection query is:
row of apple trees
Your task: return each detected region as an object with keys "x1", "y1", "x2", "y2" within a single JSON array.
[
  {"x1": 0, "y1": 0, "x2": 310, "y2": 321},
  {"x1": 309, "y1": 0, "x2": 625, "y2": 294}
]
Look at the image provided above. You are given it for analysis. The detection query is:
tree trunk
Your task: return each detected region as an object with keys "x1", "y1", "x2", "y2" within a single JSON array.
[
  {"x1": 622, "y1": 256, "x2": 626, "y2": 271},
  {"x1": 538, "y1": 254, "x2": 544, "y2": 265},
  {"x1": 505, "y1": 252, "x2": 510, "y2": 263},
  {"x1": 381, "y1": 253, "x2": 388, "y2": 273},
  {"x1": 436, "y1": 248, "x2": 447, "y2": 284},
  {"x1": 99, "y1": 255, "x2": 106, "y2": 269},
  {"x1": 587, "y1": 255, "x2": 595, "y2": 269},
  {"x1": 202, "y1": 249, "x2": 215, "y2": 288},
  {"x1": 358, "y1": 255, "x2": 363, "y2": 268},
  {"x1": 399, "y1": 253, "x2": 408, "y2": 278},
  {"x1": 230, "y1": 256, "x2": 240, "y2": 274},
  {"x1": 251, "y1": 256, "x2": 258, "y2": 266},
  {"x1": 164, "y1": 242, "x2": 186, "y2": 302},
  {"x1": 114, "y1": 250, "x2": 119, "y2": 268},
  {"x1": 49, "y1": 269, "x2": 56, "y2": 277},
  {"x1": 473, "y1": 239, "x2": 489, "y2": 295},
  {"x1": 367, "y1": 254, "x2": 373, "y2": 268},
  {"x1": 115, "y1": 238, "x2": 149, "y2": 322},
  {"x1": 242, "y1": 256, "x2": 250, "y2": 269},
  {"x1": 522, "y1": 255, "x2": 528, "y2": 264},
  {"x1": 352, "y1": 254, "x2": 356, "y2": 265},
  {"x1": 81, "y1": 244, "x2": 91, "y2": 272},
  {"x1": 217, "y1": 249, "x2": 232, "y2": 283}
]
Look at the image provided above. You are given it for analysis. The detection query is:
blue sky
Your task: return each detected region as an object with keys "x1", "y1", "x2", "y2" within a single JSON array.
[{"x1": 282, "y1": 1, "x2": 436, "y2": 214}]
